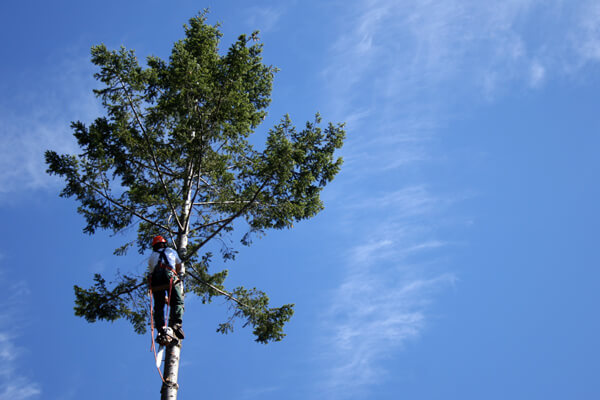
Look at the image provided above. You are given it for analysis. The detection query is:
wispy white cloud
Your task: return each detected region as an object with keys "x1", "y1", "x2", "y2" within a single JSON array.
[
  {"x1": 529, "y1": 60, "x2": 546, "y2": 88},
  {"x1": 244, "y1": 5, "x2": 287, "y2": 33},
  {"x1": 315, "y1": 1, "x2": 582, "y2": 394},
  {"x1": 319, "y1": 234, "x2": 455, "y2": 396},
  {"x1": 326, "y1": 0, "x2": 600, "y2": 119},
  {"x1": 0, "y1": 271, "x2": 41, "y2": 399},
  {"x1": 573, "y1": 1, "x2": 600, "y2": 63},
  {"x1": 316, "y1": 179, "x2": 459, "y2": 397},
  {"x1": 0, "y1": 49, "x2": 99, "y2": 199},
  {"x1": 0, "y1": 375, "x2": 41, "y2": 400},
  {"x1": 317, "y1": 1, "x2": 600, "y2": 395},
  {"x1": 325, "y1": 0, "x2": 574, "y2": 180},
  {"x1": 316, "y1": 1, "x2": 600, "y2": 395}
]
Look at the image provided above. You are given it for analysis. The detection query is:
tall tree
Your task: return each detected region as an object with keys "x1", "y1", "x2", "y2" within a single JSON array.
[{"x1": 45, "y1": 12, "x2": 345, "y2": 399}]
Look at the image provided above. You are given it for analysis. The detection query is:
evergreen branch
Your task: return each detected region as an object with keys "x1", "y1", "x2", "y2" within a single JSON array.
[
  {"x1": 106, "y1": 280, "x2": 147, "y2": 302},
  {"x1": 188, "y1": 217, "x2": 233, "y2": 236},
  {"x1": 183, "y1": 179, "x2": 269, "y2": 262},
  {"x1": 186, "y1": 269, "x2": 252, "y2": 310},
  {"x1": 197, "y1": 176, "x2": 220, "y2": 195},
  {"x1": 130, "y1": 158, "x2": 177, "y2": 178},
  {"x1": 116, "y1": 75, "x2": 185, "y2": 232},
  {"x1": 187, "y1": 74, "x2": 231, "y2": 211},
  {"x1": 74, "y1": 274, "x2": 149, "y2": 334},
  {"x1": 80, "y1": 178, "x2": 175, "y2": 234}
]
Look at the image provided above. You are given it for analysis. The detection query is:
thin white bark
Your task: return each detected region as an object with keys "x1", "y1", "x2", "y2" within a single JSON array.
[
  {"x1": 160, "y1": 162, "x2": 194, "y2": 400},
  {"x1": 161, "y1": 343, "x2": 181, "y2": 399},
  {"x1": 193, "y1": 200, "x2": 253, "y2": 206}
]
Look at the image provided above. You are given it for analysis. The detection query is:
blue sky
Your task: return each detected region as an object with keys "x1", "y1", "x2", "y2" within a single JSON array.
[{"x1": 1, "y1": 1, "x2": 600, "y2": 399}]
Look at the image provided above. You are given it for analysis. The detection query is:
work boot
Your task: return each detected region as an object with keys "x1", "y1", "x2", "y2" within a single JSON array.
[
  {"x1": 172, "y1": 323, "x2": 185, "y2": 339},
  {"x1": 155, "y1": 327, "x2": 166, "y2": 343}
]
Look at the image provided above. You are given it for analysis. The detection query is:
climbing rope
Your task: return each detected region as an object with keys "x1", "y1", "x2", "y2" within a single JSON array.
[{"x1": 148, "y1": 281, "x2": 166, "y2": 383}]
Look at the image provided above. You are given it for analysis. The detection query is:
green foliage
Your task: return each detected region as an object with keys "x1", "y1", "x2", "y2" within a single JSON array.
[
  {"x1": 46, "y1": 12, "x2": 345, "y2": 344},
  {"x1": 74, "y1": 274, "x2": 147, "y2": 334},
  {"x1": 216, "y1": 286, "x2": 295, "y2": 344}
]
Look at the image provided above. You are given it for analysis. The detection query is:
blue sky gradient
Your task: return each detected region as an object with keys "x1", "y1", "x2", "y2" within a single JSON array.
[{"x1": 1, "y1": 1, "x2": 600, "y2": 399}]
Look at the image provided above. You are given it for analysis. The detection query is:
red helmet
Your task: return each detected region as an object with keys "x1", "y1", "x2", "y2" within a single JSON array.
[{"x1": 152, "y1": 235, "x2": 167, "y2": 247}]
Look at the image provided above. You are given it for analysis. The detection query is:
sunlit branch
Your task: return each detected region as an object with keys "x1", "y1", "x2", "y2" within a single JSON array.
[
  {"x1": 80, "y1": 178, "x2": 175, "y2": 234},
  {"x1": 187, "y1": 269, "x2": 252, "y2": 310},
  {"x1": 183, "y1": 180, "x2": 269, "y2": 262},
  {"x1": 116, "y1": 75, "x2": 185, "y2": 232},
  {"x1": 193, "y1": 200, "x2": 253, "y2": 206}
]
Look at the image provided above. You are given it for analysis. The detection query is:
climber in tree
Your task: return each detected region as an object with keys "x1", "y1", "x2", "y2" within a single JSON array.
[{"x1": 149, "y1": 235, "x2": 185, "y2": 341}]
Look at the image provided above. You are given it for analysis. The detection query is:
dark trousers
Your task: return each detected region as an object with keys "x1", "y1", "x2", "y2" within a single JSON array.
[{"x1": 152, "y1": 270, "x2": 184, "y2": 328}]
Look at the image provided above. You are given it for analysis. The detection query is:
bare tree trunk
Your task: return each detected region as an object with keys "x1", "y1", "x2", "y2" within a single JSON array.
[
  {"x1": 161, "y1": 343, "x2": 182, "y2": 399},
  {"x1": 160, "y1": 166, "x2": 193, "y2": 399}
]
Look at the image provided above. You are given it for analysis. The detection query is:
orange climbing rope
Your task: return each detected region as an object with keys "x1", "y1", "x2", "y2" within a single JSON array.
[{"x1": 148, "y1": 284, "x2": 166, "y2": 383}]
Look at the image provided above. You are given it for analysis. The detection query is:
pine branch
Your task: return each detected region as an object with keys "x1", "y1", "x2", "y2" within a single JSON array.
[
  {"x1": 183, "y1": 179, "x2": 269, "y2": 262},
  {"x1": 80, "y1": 178, "x2": 175, "y2": 234},
  {"x1": 188, "y1": 217, "x2": 234, "y2": 236},
  {"x1": 197, "y1": 176, "x2": 220, "y2": 194},
  {"x1": 186, "y1": 269, "x2": 252, "y2": 310},
  {"x1": 116, "y1": 75, "x2": 185, "y2": 232},
  {"x1": 129, "y1": 157, "x2": 177, "y2": 178}
]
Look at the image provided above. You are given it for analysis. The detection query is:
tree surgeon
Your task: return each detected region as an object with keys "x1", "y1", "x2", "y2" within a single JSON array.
[{"x1": 149, "y1": 235, "x2": 185, "y2": 342}]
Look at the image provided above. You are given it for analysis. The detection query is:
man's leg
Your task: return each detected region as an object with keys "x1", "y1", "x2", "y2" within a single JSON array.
[
  {"x1": 153, "y1": 288, "x2": 166, "y2": 329},
  {"x1": 168, "y1": 281, "x2": 185, "y2": 338}
]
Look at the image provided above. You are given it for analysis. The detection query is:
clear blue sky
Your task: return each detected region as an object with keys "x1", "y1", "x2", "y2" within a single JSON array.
[{"x1": 1, "y1": 1, "x2": 600, "y2": 399}]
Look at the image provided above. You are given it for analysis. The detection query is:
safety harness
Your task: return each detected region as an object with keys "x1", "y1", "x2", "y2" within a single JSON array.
[{"x1": 157, "y1": 250, "x2": 177, "y2": 275}]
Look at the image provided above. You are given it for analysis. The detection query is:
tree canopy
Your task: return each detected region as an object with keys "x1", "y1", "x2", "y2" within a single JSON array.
[{"x1": 45, "y1": 12, "x2": 345, "y2": 344}]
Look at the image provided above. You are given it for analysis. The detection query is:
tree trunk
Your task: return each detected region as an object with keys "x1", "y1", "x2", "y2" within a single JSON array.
[
  {"x1": 161, "y1": 166, "x2": 193, "y2": 399},
  {"x1": 161, "y1": 342, "x2": 182, "y2": 399}
]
